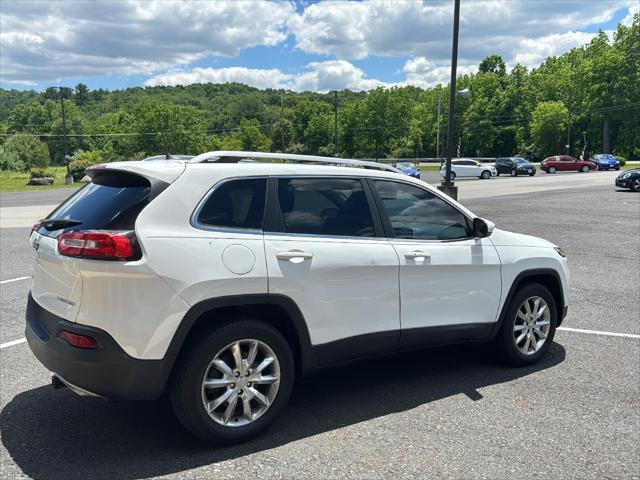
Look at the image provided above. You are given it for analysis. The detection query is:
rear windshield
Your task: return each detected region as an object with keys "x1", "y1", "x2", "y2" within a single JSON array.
[{"x1": 37, "y1": 172, "x2": 155, "y2": 237}]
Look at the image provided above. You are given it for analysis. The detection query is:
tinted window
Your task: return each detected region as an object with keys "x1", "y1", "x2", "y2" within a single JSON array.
[
  {"x1": 277, "y1": 178, "x2": 374, "y2": 237},
  {"x1": 197, "y1": 178, "x2": 266, "y2": 229},
  {"x1": 373, "y1": 180, "x2": 469, "y2": 240},
  {"x1": 38, "y1": 173, "x2": 153, "y2": 237}
]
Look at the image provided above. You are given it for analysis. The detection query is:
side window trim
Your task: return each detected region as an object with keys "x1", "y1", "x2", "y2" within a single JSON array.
[
  {"x1": 365, "y1": 177, "x2": 474, "y2": 242},
  {"x1": 191, "y1": 176, "x2": 268, "y2": 234},
  {"x1": 264, "y1": 175, "x2": 385, "y2": 239}
]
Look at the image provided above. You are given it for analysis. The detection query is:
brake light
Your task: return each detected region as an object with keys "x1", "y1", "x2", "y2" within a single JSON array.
[
  {"x1": 30, "y1": 222, "x2": 39, "y2": 237},
  {"x1": 57, "y1": 231, "x2": 135, "y2": 260},
  {"x1": 59, "y1": 330, "x2": 98, "y2": 349}
]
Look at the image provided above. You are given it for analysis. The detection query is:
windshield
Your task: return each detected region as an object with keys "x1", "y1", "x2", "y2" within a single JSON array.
[
  {"x1": 514, "y1": 158, "x2": 528, "y2": 164},
  {"x1": 396, "y1": 162, "x2": 416, "y2": 169}
]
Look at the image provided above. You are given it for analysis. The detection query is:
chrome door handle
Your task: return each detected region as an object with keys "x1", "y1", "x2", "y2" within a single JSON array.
[
  {"x1": 276, "y1": 250, "x2": 314, "y2": 263},
  {"x1": 404, "y1": 251, "x2": 431, "y2": 261}
]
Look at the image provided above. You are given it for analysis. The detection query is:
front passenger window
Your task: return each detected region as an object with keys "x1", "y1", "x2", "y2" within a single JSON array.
[{"x1": 373, "y1": 180, "x2": 470, "y2": 240}]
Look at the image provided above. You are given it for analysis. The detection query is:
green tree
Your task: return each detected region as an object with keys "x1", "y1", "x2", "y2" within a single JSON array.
[
  {"x1": 223, "y1": 118, "x2": 270, "y2": 151},
  {"x1": 74, "y1": 83, "x2": 90, "y2": 106},
  {"x1": 0, "y1": 134, "x2": 50, "y2": 171},
  {"x1": 531, "y1": 101, "x2": 568, "y2": 157},
  {"x1": 479, "y1": 55, "x2": 506, "y2": 76}
]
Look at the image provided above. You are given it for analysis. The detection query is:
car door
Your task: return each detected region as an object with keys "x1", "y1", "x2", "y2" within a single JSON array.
[
  {"x1": 560, "y1": 156, "x2": 574, "y2": 171},
  {"x1": 369, "y1": 179, "x2": 502, "y2": 347},
  {"x1": 263, "y1": 176, "x2": 400, "y2": 365},
  {"x1": 455, "y1": 160, "x2": 471, "y2": 177}
]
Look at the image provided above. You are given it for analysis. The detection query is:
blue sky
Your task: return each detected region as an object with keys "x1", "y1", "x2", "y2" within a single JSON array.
[{"x1": 1, "y1": 0, "x2": 637, "y2": 92}]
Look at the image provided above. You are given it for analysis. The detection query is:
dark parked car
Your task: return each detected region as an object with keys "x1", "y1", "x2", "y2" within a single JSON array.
[
  {"x1": 615, "y1": 169, "x2": 640, "y2": 192},
  {"x1": 495, "y1": 157, "x2": 536, "y2": 176},
  {"x1": 541, "y1": 155, "x2": 596, "y2": 174},
  {"x1": 394, "y1": 161, "x2": 420, "y2": 178},
  {"x1": 591, "y1": 154, "x2": 621, "y2": 171}
]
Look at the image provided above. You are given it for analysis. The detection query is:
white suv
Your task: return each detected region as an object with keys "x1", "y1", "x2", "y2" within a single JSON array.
[{"x1": 26, "y1": 151, "x2": 570, "y2": 443}]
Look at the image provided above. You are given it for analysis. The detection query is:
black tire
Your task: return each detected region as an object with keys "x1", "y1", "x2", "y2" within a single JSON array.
[
  {"x1": 495, "y1": 283, "x2": 557, "y2": 367},
  {"x1": 496, "y1": 172, "x2": 500, "y2": 176},
  {"x1": 529, "y1": 171, "x2": 535, "y2": 176},
  {"x1": 548, "y1": 166, "x2": 557, "y2": 174},
  {"x1": 632, "y1": 178, "x2": 640, "y2": 192},
  {"x1": 481, "y1": 170, "x2": 491, "y2": 179},
  {"x1": 580, "y1": 165, "x2": 589, "y2": 173},
  {"x1": 450, "y1": 171, "x2": 456, "y2": 180},
  {"x1": 170, "y1": 318, "x2": 294, "y2": 444},
  {"x1": 510, "y1": 169, "x2": 517, "y2": 177}
]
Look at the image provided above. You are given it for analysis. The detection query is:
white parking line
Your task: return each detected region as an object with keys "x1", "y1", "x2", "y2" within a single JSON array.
[
  {"x1": 0, "y1": 276, "x2": 30, "y2": 285},
  {"x1": 558, "y1": 327, "x2": 640, "y2": 339},
  {"x1": 0, "y1": 327, "x2": 637, "y2": 351},
  {"x1": 0, "y1": 338, "x2": 26, "y2": 349}
]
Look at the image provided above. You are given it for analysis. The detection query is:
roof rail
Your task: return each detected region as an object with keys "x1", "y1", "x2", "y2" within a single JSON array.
[
  {"x1": 187, "y1": 151, "x2": 402, "y2": 174},
  {"x1": 143, "y1": 154, "x2": 195, "y2": 161}
]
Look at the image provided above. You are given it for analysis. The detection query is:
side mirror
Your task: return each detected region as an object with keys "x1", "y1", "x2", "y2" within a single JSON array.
[{"x1": 472, "y1": 217, "x2": 494, "y2": 238}]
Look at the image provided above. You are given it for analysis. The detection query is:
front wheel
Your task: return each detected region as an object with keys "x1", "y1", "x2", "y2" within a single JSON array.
[
  {"x1": 581, "y1": 165, "x2": 590, "y2": 173},
  {"x1": 529, "y1": 171, "x2": 536, "y2": 176},
  {"x1": 481, "y1": 170, "x2": 491, "y2": 179},
  {"x1": 632, "y1": 178, "x2": 640, "y2": 192},
  {"x1": 170, "y1": 318, "x2": 294, "y2": 443},
  {"x1": 495, "y1": 283, "x2": 557, "y2": 367},
  {"x1": 510, "y1": 169, "x2": 517, "y2": 177}
]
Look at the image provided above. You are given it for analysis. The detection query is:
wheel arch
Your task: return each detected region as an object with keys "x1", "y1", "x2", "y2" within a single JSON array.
[
  {"x1": 490, "y1": 268, "x2": 566, "y2": 338},
  {"x1": 164, "y1": 294, "x2": 316, "y2": 382}
]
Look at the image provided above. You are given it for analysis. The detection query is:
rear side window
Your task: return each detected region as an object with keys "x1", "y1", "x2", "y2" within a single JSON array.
[
  {"x1": 37, "y1": 172, "x2": 154, "y2": 237},
  {"x1": 197, "y1": 178, "x2": 266, "y2": 230},
  {"x1": 277, "y1": 178, "x2": 374, "y2": 237}
]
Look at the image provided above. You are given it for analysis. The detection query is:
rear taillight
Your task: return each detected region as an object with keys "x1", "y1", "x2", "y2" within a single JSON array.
[
  {"x1": 57, "y1": 231, "x2": 136, "y2": 260},
  {"x1": 30, "y1": 222, "x2": 39, "y2": 237},
  {"x1": 59, "y1": 330, "x2": 98, "y2": 349}
]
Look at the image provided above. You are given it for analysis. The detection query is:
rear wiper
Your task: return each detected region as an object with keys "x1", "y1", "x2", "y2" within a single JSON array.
[{"x1": 38, "y1": 218, "x2": 82, "y2": 231}]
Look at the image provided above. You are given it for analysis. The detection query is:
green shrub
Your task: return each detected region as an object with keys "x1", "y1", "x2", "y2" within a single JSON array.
[
  {"x1": 0, "y1": 150, "x2": 26, "y2": 171},
  {"x1": 69, "y1": 150, "x2": 102, "y2": 180},
  {"x1": 615, "y1": 156, "x2": 627, "y2": 166},
  {"x1": 29, "y1": 167, "x2": 55, "y2": 178},
  {"x1": 0, "y1": 134, "x2": 50, "y2": 171}
]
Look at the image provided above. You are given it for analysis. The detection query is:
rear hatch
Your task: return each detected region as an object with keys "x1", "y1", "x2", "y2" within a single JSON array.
[{"x1": 29, "y1": 164, "x2": 179, "y2": 321}]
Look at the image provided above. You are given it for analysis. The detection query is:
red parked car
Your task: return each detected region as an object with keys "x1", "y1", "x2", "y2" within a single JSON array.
[{"x1": 541, "y1": 155, "x2": 596, "y2": 174}]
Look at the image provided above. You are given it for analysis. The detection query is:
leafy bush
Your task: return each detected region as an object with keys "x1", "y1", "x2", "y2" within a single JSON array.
[
  {"x1": 0, "y1": 134, "x2": 50, "y2": 171},
  {"x1": 615, "y1": 156, "x2": 627, "y2": 166},
  {"x1": 0, "y1": 150, "x2": 26, "y2": 171},
  {"x1": 69, "y1": 150, "x2": 102, "y2": 180},
  {"x1": 29, "y1": 167, "x2": 55, "y2": 179}
]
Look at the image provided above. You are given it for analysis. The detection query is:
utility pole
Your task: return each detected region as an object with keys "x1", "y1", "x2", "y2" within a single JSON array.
[
  {"x1": 603, "y1": 114, "x2": 610, "y2": 153},
  {"x1": 333, "y1": 90, "x2": 339, "y2": 156},
  {"x1": 436, "y1": 94, "x2": 442, "y2": 161},
  {"x1": 280, "y1": 92, "x2": 285, "y2": 152},
  {"x1": 59, "y1": 87, "x2": 73, "y2": 184},
  {"x1": 566, "y1": 94, "x2": 572, "y2": 155},
  {"x1": 438, "y1": 0, "x2": 460, "y2": 200}
]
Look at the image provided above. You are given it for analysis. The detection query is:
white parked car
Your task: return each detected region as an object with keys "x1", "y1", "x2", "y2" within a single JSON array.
[
  {"x1": 27, "y1": 151, "x2": 569, "y2": 443},
  {"x1": 440, "y1": 158, "x2": 497, "y2": 179}
]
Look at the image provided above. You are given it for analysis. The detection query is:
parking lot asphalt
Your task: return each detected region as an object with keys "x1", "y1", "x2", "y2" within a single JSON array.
[{"x1": 1, "y1": 173, "x2": 638, "y2": 479}]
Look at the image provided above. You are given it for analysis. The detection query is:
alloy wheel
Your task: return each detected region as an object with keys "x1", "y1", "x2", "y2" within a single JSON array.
[
  {"x1": 513, "y1": 296, "x2": 551, "y2": 355},
  {"x1": 201, "y1": 339, "x2": 280, "y2": 427}
]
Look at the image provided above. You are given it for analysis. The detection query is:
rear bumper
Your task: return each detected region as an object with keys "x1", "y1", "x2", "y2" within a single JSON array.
[{"x1": 25, "y1": 293, "x2": 173, "y2": 400}]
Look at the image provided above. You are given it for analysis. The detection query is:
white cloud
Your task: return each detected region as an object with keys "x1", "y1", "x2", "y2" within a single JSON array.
[
  {"x1": 145, "y1": 67, "x2": 292, "y2": 89},
  {"x1": 402, "y1": 57, "x2": 477, "y2": 87},
  {"x1": 622, "y1": 1, "x2": 639, "y2": 26},
  {"x1": 0, "y1": 0, "x2": 294, "y2": 84},
  {"x1": 145, "y1": 60, "x2": 386, "y2": 92},
  {"x1": 513, "y1": 31, "x2": 598, "y2": 68},
  {"x1": 288, "y1": 0, "x2": 629, "y2": 63}
]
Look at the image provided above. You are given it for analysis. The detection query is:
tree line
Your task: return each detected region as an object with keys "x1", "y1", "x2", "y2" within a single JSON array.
[{"x1": 0, "y1": 18, "x2": 637, "y2": 172}]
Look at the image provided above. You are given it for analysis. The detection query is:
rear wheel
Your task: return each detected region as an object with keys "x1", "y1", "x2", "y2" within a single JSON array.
[
  {"x1": 548, "y1": 166, "x2": 557, "y2": 174},
  {"x1": 481, "y1": 170, "x2": 491, "y2": 179},
  {"x1": 529, "y1": 171, "x2": 535, "y2": 176},
  {"x1": 510, "y1": 169, "x2": 517, "y2": 177},
  {"x1": 450, "y1": 171, "x2": 456, "y2": 180},
  {"x1": 581, "y1": 165, "x2": 589, "y2": 173},
  {"x1": 170, "y1": 318, "x2": 294, "y2": 443},
  {"x1": 632, "y1": 178, "x2": 640, "y2": 192},
  {"x1": 495, "y1": 283, "x2": 557, "y2": 366}
]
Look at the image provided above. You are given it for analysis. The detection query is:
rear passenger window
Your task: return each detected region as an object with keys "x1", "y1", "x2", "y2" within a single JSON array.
[
  {"x1": 277, "y1": 178, "x2": 374, "y2": 237},
  {"x1": 197, "y1": 178, "x2": 266, "y2": 230}
]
